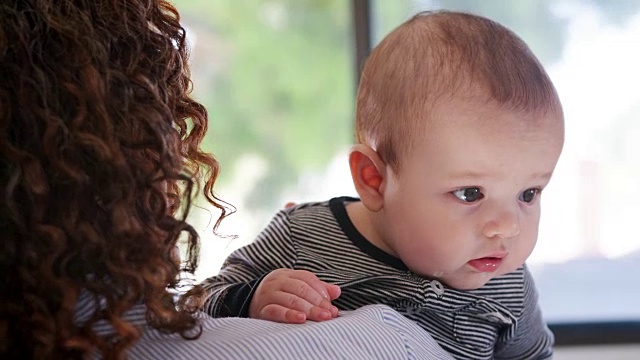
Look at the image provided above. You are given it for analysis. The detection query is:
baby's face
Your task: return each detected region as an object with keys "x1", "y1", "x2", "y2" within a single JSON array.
[{"x1": 378, "y1": 99, "x2": 564, "y2": 290}]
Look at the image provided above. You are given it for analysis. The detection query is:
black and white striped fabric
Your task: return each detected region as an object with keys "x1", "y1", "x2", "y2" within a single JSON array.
[{"x1": 202, "y1": 197, "x2": 554, "y2": 360}]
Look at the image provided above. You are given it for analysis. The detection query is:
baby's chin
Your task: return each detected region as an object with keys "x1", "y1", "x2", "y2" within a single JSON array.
[
  {"x1": 440, "y1": 270, "x2": 510, "y2": 290},
  {"x1": 443, "y1": 265, "x2": 522, "y2": 290},
  {"x1": 442, "y1": 277, "x2": 491, "y2": 291}
]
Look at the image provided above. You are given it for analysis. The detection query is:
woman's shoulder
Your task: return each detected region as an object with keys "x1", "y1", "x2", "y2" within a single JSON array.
[{"x1": 130, "y1": 304, "x2": 454, "y2": 359}]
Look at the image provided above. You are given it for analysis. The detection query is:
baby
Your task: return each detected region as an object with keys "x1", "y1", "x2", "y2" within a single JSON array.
[{"x1": 202, "y1": 10, "x2": 564, "y2": 360}]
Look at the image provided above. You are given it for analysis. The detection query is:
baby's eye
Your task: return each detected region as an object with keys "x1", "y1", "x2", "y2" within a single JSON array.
[
  {"x1": 519, "y1": 188, "x2": 540, "y2": 203},
  {"x1": 452, "y1": 187, "x2": 484, "y2": 203}
]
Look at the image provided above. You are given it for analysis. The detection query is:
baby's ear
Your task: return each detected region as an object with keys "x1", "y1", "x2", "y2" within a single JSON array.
[{"x1": 348, "y1": 144, "x2": 386, "y2": 212}]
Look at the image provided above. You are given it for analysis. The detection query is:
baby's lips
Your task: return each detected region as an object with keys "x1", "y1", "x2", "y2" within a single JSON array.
[{"x1": 468, "y1": 257, "x2": 503, "y2": 272}]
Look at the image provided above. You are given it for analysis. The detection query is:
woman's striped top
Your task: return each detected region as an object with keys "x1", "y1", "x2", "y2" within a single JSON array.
[{"x1": 74, "y1": 292, "x2": 454, "y2": 359}]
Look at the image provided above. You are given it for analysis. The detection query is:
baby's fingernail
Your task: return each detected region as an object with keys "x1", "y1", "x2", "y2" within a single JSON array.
[{"x1": 320, "y1": 310, "x2": 332, "y2": 319}]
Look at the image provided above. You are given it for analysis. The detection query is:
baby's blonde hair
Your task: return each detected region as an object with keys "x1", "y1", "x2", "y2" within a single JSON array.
[{"x1": 355, "y1": 11, "x2": 562, "y2": 171}]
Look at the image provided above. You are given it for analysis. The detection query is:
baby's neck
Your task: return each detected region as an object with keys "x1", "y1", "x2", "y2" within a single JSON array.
[{"x1": 345, "y1": 201, "x2": 396, "y2": 256}]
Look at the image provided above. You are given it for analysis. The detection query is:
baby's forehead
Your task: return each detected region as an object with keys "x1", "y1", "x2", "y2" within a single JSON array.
[
  {"x1": 406, "y1": 94, "x2": 564, "y2": 150},
  {"x1": 403, "y1": 104, "x2": 564, "y2": 168},
  {"x1": 414, "y1": 86, "x2": 560, "y2": 123}
]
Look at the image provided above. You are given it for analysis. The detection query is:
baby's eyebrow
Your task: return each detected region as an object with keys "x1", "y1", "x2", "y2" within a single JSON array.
[
  {"x1": 445, "y1": 171, "x2": 553, "y2": 181},
  {"x1": 531, "y1": 171, "x2": 553, "y2": 181},
  {"x1": 445, "y1": 171, "x2": 491, "y2": 180}
]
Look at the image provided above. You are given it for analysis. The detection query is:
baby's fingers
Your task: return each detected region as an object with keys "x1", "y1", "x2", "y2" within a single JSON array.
[
  {"x1": 256, "y1": 289, "x2": 333, "y2": 323},
  {"x1": 306, "y1": 304, "x2": 338, "y2": 322},
  {"x1": 277, "y1": 281, "x2": 336, "y2": 321},
  {"x1": 257, "y1": 303, "x2": 307, "y2": 324},
  {"x1": 288, "y1": 271, "x2": 341, "y2": 303}
]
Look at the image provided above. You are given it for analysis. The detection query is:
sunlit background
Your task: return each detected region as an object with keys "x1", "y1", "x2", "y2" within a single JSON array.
[{"x1": 171, "y1": 0, "x2": 640, "y2": 324}]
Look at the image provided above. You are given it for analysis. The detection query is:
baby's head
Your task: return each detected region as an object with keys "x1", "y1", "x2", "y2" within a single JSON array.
[{"x1": 350, "y1": 11, "x2": 564, "y2": 289}]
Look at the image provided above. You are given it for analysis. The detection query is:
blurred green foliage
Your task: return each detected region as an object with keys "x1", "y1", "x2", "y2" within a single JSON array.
[{"x1": 173, "y1": 0, "x2": 353, "y2": 209}]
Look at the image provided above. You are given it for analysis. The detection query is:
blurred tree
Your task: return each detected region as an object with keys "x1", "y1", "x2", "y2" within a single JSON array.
[{"x1": 173, "y1": 0, "x2": 353, "y2": 209}]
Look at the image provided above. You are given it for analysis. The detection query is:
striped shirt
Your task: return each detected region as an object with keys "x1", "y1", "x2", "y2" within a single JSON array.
[
  {"x1": 74, "y1": 291, "x2": 454, "y2": 359},
  {"x1": 201, "y1": 197, "x2": 554, "y2": 360}
]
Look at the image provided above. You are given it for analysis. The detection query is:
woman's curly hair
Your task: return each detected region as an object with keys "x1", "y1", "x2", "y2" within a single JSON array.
[{"x1": 0, "y1": 0, "x2": 229, "y2": 358}]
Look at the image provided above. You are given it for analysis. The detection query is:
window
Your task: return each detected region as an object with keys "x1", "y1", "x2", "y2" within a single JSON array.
[{"x1": 173, "y1": 0, "x2": 640, "y2": 347}]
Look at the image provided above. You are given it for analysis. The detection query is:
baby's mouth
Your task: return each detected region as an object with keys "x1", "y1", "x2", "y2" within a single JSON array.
[{"x1": 467, "y1": 255, "x2": 505, "y2": 273}]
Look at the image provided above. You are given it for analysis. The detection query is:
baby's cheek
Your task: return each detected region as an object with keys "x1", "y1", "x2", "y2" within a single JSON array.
[
  {"x1": 518, "y1": 234, "x2": 538, "y2": 261},
  {"x1": 400, "y1": 246, "x2": 451, "y2": 277},
  {"x1": 501, "y1": 250, "x2": 531, "y2": 275}
]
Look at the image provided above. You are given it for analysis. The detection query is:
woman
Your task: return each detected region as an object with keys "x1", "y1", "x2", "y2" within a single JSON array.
[{"x1": 0, "y1": 1, "x2": 452, "y2": 358}]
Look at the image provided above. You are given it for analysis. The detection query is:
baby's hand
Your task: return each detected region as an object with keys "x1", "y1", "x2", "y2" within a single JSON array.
[{"x1": 249, "y1": 269, "x2": 341, "y2": 323}]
